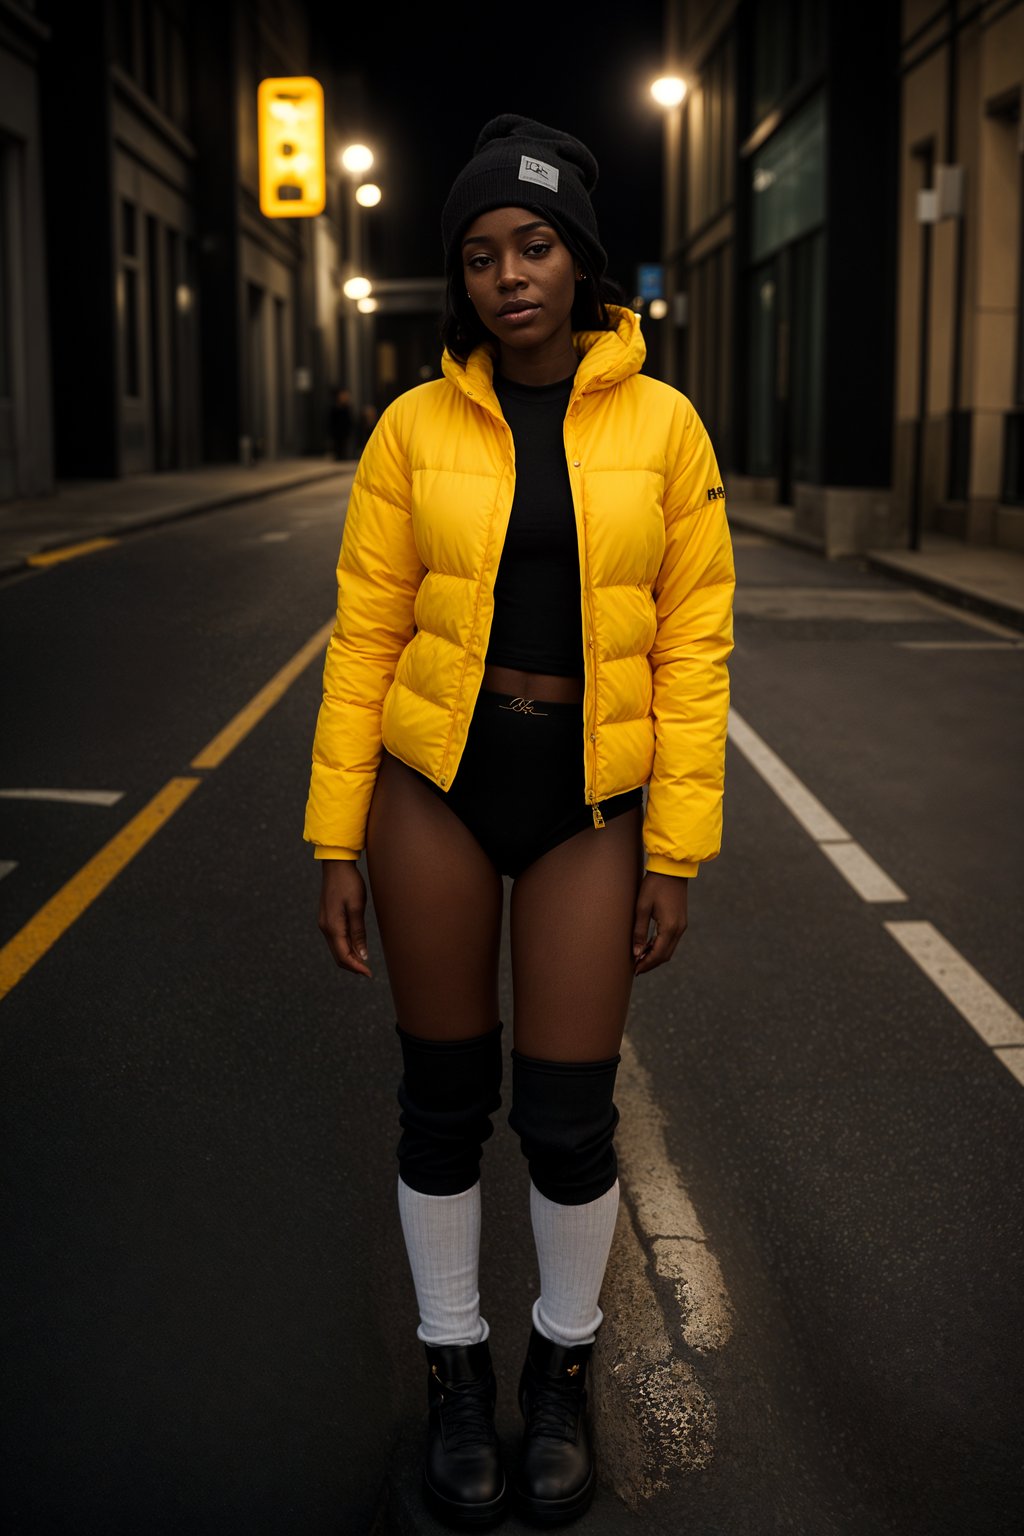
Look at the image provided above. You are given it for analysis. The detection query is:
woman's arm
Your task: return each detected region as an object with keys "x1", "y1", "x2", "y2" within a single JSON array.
[
  {"x1": 304, "y1": 405, "x2": 424, "y2": 860},
  {"x1": 644, "y1": 398, "x2": 735, "y2": 881},
  {"x1": 632, "y1": 398, "x2": 734, "y2": 972}
]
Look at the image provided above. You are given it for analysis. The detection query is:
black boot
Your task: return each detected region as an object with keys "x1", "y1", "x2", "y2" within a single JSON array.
[
  {"x1": 515, "y1": 1327, "x2": 595, "y2": 1525},
  {"x1": 423, "y1": 1340, "x2": 507, "y2": 1527}
]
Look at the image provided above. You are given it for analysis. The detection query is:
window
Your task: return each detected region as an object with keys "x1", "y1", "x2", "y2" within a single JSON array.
[
  {"x1": 750, "y1": 91, "x2": 825, "y2": 262},
  {"x1": 121, "y1": 199, "x2": 140, "y2": 397},
  {"x1": 0, "y1": 146, "x2": 10, "y2": 401},
  {"x1": 752, "y1": 0, "x2": 825, "y2": 124},
  {"x1": 790, "y1": 231, "x2": 825, "y2": 483},
  {"x1": 747, "y1": 266, "x2": 777, "y2": 474}
]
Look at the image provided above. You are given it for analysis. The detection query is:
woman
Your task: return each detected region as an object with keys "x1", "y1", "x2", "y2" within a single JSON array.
[{"x1": 306, "y1": 116, "x2": 734, "y2": 1528}]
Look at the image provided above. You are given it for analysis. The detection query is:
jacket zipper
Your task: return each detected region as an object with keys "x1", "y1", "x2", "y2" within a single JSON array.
[{"x1": 566, "y1": 397, "x2": 604, "y2": 830}]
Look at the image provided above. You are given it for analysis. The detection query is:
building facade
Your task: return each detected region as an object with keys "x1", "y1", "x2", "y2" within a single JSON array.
[
  {"x1": 0, "y1": 0, "x2": 380, "y2": 502},
  {"x1": 661, "y1": 0, "x2": 1024, "y2": 555},
  {"x1": 896, "y1": 0, "x2": 1024, "y2": 551},
  {"x1": 0, "y1": 1, "x2": 54, "y2": 500},
  {"x1": 662, "y1": 0, "x2": 900, "y2": 554}
]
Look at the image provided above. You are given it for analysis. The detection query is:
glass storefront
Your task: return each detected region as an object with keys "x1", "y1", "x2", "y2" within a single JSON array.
[{"x1": 746, "y1": 93, "x2": 826, "y2": 486}]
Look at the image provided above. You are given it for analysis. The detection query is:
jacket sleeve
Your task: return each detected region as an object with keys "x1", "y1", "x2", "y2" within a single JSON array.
[
  {"x1": 303, "y1": 406, "x2": 424, "y2": 858},
  {"x1": 644, "y1": 398, "x2": 735, "y2": 878}
]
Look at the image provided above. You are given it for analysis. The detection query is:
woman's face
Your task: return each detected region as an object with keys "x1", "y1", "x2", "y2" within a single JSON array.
[{"x1": 461, "y1": 206, "x2": 580, "y2": 367}]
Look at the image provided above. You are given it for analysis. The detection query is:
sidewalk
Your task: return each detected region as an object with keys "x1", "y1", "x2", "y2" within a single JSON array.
[
  {"x1": 0, "y1": 458, "x2": 353, "y2": 578},
  {"x1": 728, "y1": 499, "x2": 1024, "y2": 633}
]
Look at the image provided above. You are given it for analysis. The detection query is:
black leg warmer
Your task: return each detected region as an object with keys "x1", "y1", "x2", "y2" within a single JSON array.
[
  {"x1": 396, "y1": 1024, "x2": 504, "y2": 1197},
  {"x1": 508, "y1": 1050, "x2": 620, "y2": 1207}
]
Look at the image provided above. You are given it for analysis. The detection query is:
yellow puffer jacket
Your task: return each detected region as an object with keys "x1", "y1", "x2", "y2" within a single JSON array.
[{"x1": 304, "y1": 305, "x2": 734, "y2": 878}]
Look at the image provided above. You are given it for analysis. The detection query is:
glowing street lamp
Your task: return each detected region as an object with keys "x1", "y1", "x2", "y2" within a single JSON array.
[
  {"x1": 343, "y1": 275, "x2": 372, "y2": 300},
  {"x1": 356, "y1": 296, "x2": 378, "y2": 314},
  {"x1": 355, "y1": 183, "x2": 382, "y2": 208},
  {"x1": 650, "y1": 76, "x2": 687, "y2": 108},
  {"x1": 341, "y1": 143, "x2": 374, "y2": 174}
]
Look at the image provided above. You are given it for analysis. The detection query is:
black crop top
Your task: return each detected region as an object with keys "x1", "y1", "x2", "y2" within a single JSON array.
[{"x1": 487, "y1": 369, "x2": 584, "y2": 679}]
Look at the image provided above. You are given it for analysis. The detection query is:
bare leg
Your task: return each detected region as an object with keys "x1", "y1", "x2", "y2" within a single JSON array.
[
  {"x1": 509, "y1": 807, "x2": 644, "y2": 1061},
  {"x1": 366, "y1": 753, "x2": 504, "y2": 1040}
]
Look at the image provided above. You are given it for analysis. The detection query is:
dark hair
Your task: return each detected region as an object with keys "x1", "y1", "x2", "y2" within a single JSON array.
[{"x1": 439, "y1": 213, "x2": 627, "y2": 362}]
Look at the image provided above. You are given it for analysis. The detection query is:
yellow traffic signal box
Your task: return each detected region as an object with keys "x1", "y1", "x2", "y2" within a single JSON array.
[{"x1": 257, "y1": 77, "x2": 325, "y2": 218}]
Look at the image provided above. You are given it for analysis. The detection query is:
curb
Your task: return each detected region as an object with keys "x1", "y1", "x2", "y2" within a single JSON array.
[
  {"x1": 727, "y1": 508, "x2": 823, "y2": 555},
  {"x1": 863, "y1": 551, "x2": 1024, "y2": 636},
  {"x1": 728, "y1": 506, "x2": 1024, "y2": 635},
  {"x1": 0, "y1": 464, "x2": 353, "y2": 581}
]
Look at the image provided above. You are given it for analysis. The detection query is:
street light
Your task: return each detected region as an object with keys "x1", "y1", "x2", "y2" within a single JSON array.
[
  {"x1": 341, "y1": 143, "x2": 374, "y2": 174},
  {"x1": 356, "y1": 296, "x2": 378, "y2": 314},
  {"x1": 343, "y1": 276, "x2": 372, "y2": 300},
  {"x1": 651, "y1": 76, "x2": 687, "y2": 107},
  {"x1": 355, "y1": 183, "x2": 382, "y2": 208}
]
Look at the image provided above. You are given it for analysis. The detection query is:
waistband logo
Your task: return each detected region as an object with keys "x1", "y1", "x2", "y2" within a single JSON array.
[{"x1": 499, "y1": 696, "x2": 548, "y2": 716}]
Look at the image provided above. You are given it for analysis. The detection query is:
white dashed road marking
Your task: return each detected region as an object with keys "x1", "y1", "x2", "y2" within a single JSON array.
[
  {"x1": 728, "y1": 709, "x2": 848, "y2": 842},
  {"x1": 819, "y1": 840, "x2": 907, "y2": 903},
  {"x1": 0, "y1": 789, "x2": 124, "y2": 807},
  {"x1": 729, "y1": 708, "x2": 1022, "y2": 1087},
  {"x1": 885, "y1": 922, "x2": 1024, "y2": 1051}
]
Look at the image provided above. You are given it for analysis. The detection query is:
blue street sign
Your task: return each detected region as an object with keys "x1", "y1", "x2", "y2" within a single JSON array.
[{"x1": 636, "y1": 264, "x2": 664, "y2": 301}]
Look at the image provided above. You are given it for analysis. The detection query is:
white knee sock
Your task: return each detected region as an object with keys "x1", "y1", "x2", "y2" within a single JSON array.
[
  {"x1": 397, "y1": 1178, "x2": 489, "y2": 1347},
  {"x1": 529, "y1": 1180, "x2": 620, "y2": 1347}
]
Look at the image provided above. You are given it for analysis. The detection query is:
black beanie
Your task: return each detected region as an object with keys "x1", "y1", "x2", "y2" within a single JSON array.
[{"x1": 441, "y1": 114, "x2": 607, "y2": 280}]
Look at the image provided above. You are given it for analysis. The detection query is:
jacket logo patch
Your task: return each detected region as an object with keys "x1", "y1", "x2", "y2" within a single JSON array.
[
  {"x1": 519, "y1": 155, "x2": 559, "y2": 192},
  {"x1": 706, "y1": 485, "x2": 725, "y2": 501}
]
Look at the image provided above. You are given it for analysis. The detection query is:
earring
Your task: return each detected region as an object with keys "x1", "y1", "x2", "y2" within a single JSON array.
[{"x1": 576, "y1": 272, "x2": 587, "y2": 281}]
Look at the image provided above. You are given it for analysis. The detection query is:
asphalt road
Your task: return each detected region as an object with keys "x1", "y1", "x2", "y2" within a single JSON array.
[{"x1": 1, "y1": 483, "x2": 1022, "y2": 1535}]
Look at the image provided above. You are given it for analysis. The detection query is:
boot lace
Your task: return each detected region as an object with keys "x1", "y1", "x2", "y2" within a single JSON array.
[
  {"x1": 525, "y1": 1379, "x2": 580, "y2": 1443},
  {"x1": 438, "y1": 1376, "x2": 495, "y2": 1451}
]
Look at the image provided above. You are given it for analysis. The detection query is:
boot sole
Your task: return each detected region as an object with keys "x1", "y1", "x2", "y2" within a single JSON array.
[
  {"x1": 423, "y1": 1472, "x2": 508, "y2": 1529},
  {"x1": 513, "y1": 1465, "x2": 595, "y2": 1526}
]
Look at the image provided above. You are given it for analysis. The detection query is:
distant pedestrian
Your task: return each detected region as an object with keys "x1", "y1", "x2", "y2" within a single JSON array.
[
  {"x1": 355, "y1": 401, "x2": 378, "y2": 453},
  {"x1": 328, "y1": 388, "x2": 354, "y2": 460},
  {"x1": 305, "y1": 115, "x2": 734, "y2": 1527}
]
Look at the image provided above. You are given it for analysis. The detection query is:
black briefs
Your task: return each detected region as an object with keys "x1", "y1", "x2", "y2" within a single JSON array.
[{"x1": 406, "y1": 690, "x2": 642, "y2": 879}]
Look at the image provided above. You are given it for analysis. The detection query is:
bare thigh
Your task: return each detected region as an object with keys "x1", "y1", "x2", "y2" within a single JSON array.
[
  {"x1": 509, "y1": 807, "x2": 644, "y2": 1061},
  {"x1": 366, "y1": 753, "x2": 504, "y2": 1040}
]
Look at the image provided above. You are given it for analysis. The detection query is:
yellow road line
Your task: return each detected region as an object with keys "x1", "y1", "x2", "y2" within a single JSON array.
[
  {"x1": 0, "y1": 776, "x2": 200, "y2": 1002},
  {"x1": 191, "y1": 617, "x2": 333, "y2": 769},
  {"x1": 27, "y1": 537, "x2": 119, "y2": 568},
  {"x1": 0, "y1": 619, "x2": 335, "y2": 1002}
]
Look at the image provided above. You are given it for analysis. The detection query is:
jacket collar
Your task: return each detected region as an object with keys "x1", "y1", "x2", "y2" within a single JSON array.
[{"x1": 442, "y1": 304, "x2": 645, "y2": 417}]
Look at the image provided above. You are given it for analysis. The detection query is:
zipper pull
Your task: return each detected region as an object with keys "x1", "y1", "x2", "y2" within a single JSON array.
[{"x1": 592, "y1": 803, "x2": 605, "y2": 829}]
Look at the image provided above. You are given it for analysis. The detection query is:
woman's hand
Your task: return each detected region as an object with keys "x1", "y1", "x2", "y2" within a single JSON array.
[
  {"x1": 318, "y1": 860, "x2": 373, "y2": 978},
  {"x1": 631, "y1": 872, "x2": 688, "y2": 975}
]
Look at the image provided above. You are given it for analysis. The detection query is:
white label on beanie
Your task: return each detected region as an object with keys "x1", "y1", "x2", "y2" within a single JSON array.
[{"x1": 519, "y1": 155, "x2": 559, "y2": 192}]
